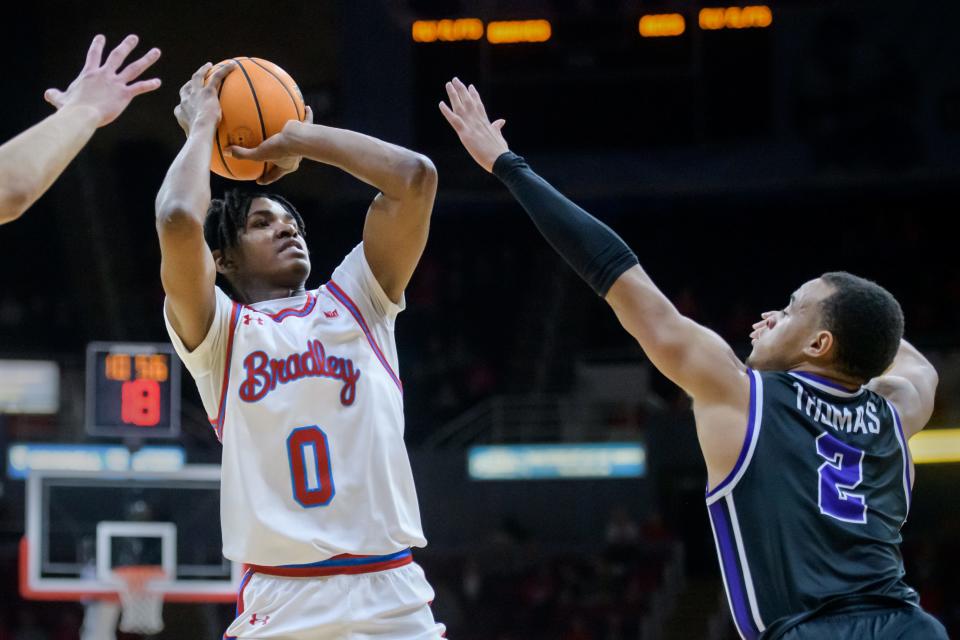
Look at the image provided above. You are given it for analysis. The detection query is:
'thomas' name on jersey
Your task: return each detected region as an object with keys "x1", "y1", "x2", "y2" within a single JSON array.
[
  {"x1": 165, "y1": 244, "x2": 426, "y2": 566},
  {"x1": 792, "y1": 380, "x2": 884, "y2": 435}
]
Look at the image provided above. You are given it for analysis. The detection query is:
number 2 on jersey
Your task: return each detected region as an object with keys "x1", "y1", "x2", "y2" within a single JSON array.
[
  {"x1": 816, "y1": 432, "x2": 867, "y2": 524},
  {"x1": 286, "y1": 426, "x2": 336, "y2": 508}
]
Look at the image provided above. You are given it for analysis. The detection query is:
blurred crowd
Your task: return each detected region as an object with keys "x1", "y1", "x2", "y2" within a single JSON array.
[{"x1": 421, "y1": 508, "x2": 678, "y2": 640}]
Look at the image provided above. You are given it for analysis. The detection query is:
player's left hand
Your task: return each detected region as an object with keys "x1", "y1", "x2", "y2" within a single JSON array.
[
  {"x1": 44, "y1": 34, "x2": 162, "y2": 127},
  {"x1": 439, "y1": 77, "x2": 508, "y2": 173},
  {"x1": 225, "y1": 106, "x2": 314, "y2": 185}
]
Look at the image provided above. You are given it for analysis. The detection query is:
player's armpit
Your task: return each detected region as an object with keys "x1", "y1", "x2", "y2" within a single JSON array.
[
  {"x1": 865, "y1": 340, "x2": 937, "y2": 438},
  {"x1": 693, "y1": 398, "x2": 755, "y2": 491},
  {"x1": 867, "y1": 373, "x2": 936, "y2": 438},
  {"x1": 605, "y1": 265, "x2": 749, "y2": 405}
]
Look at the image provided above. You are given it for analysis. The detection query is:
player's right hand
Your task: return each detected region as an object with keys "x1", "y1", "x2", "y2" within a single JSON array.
[
  {"x1": 224, "y1": 106, "x2": 314, "y2": 185},
  {"x1": 174, "y1": 62, "x2": 234, "y2": 137},
  {"x1": 44, "y1": 34, "x2": 161, "y2": 128},
  {"x1": 439, "y1": 77, "x2": 509, "y2": 173}
]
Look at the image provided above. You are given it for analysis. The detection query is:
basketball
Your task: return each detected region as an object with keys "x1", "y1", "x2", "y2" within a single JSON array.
[{"x1": 205, "y1": 57, "x2": 306, "y2": 181}]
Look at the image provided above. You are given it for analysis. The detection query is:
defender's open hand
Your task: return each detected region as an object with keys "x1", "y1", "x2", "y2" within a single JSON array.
[
  {"x1": 439, "y1": 78, "x2": 508, "y2": 173},
  {"x1": 44, "y1": 34, "x2": 161, "y2": 127}
]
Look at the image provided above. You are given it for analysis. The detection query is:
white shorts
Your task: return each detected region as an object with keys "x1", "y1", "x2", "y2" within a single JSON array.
[{"x1": 224, "y1": 562, "x2": 446, "y2": 640}]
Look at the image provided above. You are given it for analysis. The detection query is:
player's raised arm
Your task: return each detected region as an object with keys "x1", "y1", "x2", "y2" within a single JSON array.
[
  {"x1": 226, "y1": 117, "x2": 438, "y2": 303},
  {"x1": 441, "y1": 79, "x2": 751, "y2": 483},
  {"x1": 866, "y1": 339, "x2": 938, "y2": 438},
  {"x1": 0, "y1": 34, "x2": 161, "y2": 224},
  {"x1": 155, "y1": 62, "x2": 234, "y2": 351}
]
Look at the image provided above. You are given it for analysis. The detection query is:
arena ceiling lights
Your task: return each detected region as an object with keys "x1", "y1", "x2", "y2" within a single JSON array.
[{"x1": 411, "y1": 7, "x2": 772, "y2": 44}]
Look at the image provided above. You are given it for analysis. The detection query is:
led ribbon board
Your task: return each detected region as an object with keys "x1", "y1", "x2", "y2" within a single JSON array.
[
  {"x1": 7, "y1": 443, "x2": 185, "y2": 479},
  {"x1": 469, "y1": 443, "x2": 646, "y2": 480}
]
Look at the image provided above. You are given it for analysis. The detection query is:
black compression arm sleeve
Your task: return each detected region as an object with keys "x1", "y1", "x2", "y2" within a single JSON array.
[{"x1": 492, "y1": 151, "x2": 639, "y2": 297}]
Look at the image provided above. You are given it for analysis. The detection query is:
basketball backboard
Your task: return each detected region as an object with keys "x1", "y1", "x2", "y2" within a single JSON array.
[{"x1": 21, "y1": 465, "x2": 239, "y2": 602}]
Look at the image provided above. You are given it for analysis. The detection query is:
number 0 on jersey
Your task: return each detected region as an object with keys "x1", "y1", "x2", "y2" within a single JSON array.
[{"x1": 287, "y1": 426, "x2": 336, "y2": 508}]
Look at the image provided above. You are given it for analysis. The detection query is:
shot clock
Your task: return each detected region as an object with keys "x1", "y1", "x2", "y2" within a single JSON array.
[{"x1": 85, "y1": 342, "x2": 180, "y2": 438}]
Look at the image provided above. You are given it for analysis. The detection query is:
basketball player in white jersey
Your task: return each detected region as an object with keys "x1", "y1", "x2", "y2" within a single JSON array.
[
  {"x1": 0, "y1": 34, "x2": 160, "y2": 224},
  {"x1": 155, "y1": 63, "x2": 444, "y2": 638}
]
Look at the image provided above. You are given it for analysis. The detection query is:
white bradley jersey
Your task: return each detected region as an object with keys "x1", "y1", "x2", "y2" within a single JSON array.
[{"x1": 165, "y1": 243, "x2": 426, "y2": 566}]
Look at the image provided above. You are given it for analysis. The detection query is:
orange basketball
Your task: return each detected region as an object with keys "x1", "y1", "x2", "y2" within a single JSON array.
[{"x1": 205, "y1": 57, "x2": 306, "y2": 181}]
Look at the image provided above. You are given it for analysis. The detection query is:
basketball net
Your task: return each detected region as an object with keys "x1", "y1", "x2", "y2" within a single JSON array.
[{"x1": 111, "y1": 566, "x2": 166, "y2": 635}]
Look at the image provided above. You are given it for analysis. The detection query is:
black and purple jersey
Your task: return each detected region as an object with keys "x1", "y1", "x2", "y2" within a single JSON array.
[{"x1": 705, "y1": 370, "x2": 918, "y2": 639}]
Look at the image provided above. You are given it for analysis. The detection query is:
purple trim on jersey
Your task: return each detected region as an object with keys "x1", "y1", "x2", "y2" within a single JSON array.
[
  {"x1": 280, "y1": 548, "x2": 412, "y2": 569},
  {"x1": 223, "y1": 568, "x2": 254, "y2": 639},
  {"x1": 888, "y1": 403, "x2": 913, "y2": 507},
  {"x1": 235, "y1": 568, "x2": 253, "y2": 616},
  {"x1": 244, "y1": 292, "x2": 318, "y2": 323},
  {"x1": 212, "y1": 302, "x2": 242, "y2": 442},
  {"x1": 709, "y1": 500, "x2": 760, "y2": 640},
  {"x1": 325, "y1": 280, "x2": 403, "y2": 393},
  {"x1": 791, "y1": 371, "x2": 860, "y2": 393},
  {"x1": 706, "y1": 369, "x2": 758, "y2": 498}
]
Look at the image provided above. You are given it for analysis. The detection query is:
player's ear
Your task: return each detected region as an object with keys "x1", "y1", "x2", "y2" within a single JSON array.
[
  {"x1": 803, "y1": 330, "x2": 834, "y2": 360},
  {"x1": 212, "y1": 249, "x2": 235, "y2": 275}
]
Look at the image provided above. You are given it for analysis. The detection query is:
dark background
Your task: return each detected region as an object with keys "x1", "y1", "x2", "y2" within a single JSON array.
[{"x1": 0, "y1": 1, "x2": 958, "y2": 638}]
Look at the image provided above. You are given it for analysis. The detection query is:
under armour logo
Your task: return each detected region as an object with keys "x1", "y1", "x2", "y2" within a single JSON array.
[
  {"x1": 243, "y1": 314, "x2": 264, "y2": 326},
  {"x1": 249, "y1": 613, "x2": 270, "y2": 626},
  {"x1": 324, "y1": 309, "x2": 339, "y2": 318}
]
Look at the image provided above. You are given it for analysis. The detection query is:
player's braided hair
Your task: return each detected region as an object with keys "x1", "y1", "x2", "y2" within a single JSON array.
[
  {"x1": 819, "y1": 272, "x2": 904, "y2": 382},
  {"x1": 204, "y1": 188, "x2": 306, "y2": 300}
]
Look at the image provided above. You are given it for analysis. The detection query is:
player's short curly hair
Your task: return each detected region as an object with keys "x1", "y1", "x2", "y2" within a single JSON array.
[
  {"x1": 203, "y1": 189, "x2": 306, "y2": 301},
  {"x1": 819, "y1": 272, "x2": 904, "y2": 382},
  {"x1": 204, "y1": 188, "x2": 305, "y2": 255}
]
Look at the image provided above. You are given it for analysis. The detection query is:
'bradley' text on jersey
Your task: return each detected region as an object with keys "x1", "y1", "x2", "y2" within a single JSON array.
[
  {"x1": 793, "y1": 382, "x2": 881, "y2": 435},
  {"x1": 239, "y1": 339, "x2": 361, "y2": 406}
]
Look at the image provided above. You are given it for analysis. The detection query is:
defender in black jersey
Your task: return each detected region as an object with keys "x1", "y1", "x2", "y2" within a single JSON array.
[{"x1": 439, "y1": 78, "x2": 947, "y2": 639}]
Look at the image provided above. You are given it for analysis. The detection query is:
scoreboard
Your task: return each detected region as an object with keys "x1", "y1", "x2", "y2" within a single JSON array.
[{"x1": 85, "y1": 342, "x2": 180, "y2": 438}]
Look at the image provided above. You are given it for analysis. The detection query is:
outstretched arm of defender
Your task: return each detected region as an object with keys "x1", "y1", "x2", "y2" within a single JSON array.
[
  {"x1": 155, "y1": 62, "x2": 233, "y2": 351},
  {"x1": 866, "y1": 340, "x2": 938, "y2": 438},
  {"x1": 227, "y1": 117, "x2": 438, "y2": 304},
  {"x1": 0, "y1": 35, "x2": 160, "y2": 224},
  {"x1": 441, "y1": 79, "x2": 753, "y2": 484}
]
